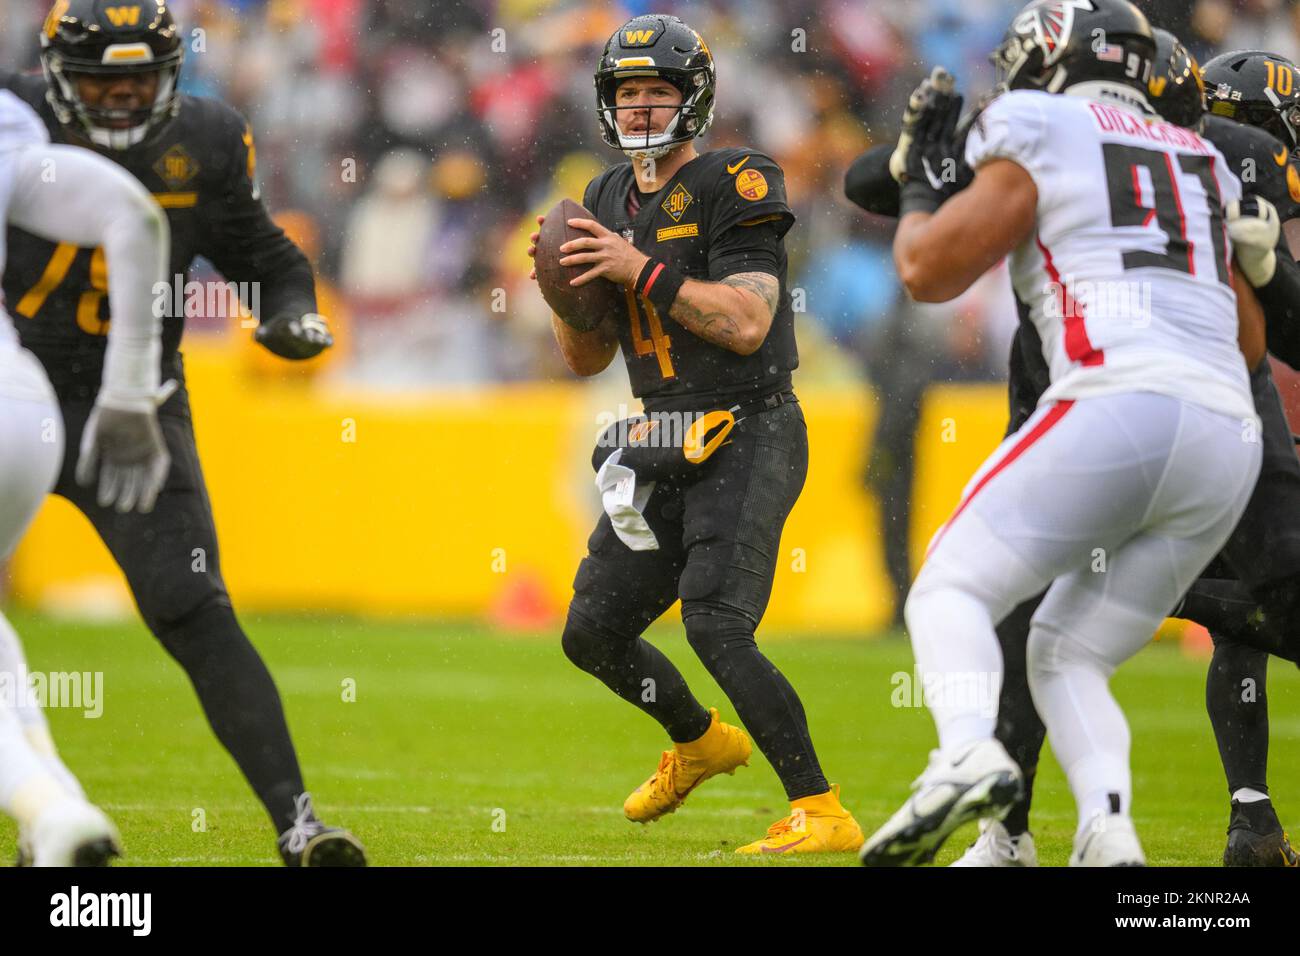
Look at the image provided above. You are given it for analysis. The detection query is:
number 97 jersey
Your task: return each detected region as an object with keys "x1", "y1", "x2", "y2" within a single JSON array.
[{"x1": 966, "y1": 88, "x2": 1255, "y2": 424}]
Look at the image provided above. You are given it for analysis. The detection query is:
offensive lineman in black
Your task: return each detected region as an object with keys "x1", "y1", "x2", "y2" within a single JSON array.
[
  {"x1": 527, "y1": 15, "x2": 864, "y2": 853},
  {"x1": 2, "y1": 0, "x2": 363, "y2": 865},
  {"x1": 846, "y1": 29, "x2": 1300, "y2": 866}
]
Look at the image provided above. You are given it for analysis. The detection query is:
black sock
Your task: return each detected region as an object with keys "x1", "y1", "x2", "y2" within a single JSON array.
[
  {"x1": 562, "y1": 610, "x2": 711, "y2": 743},
  {"x1": 995, "y1": 594, "x2": 1047, "y2": 836},
  {"x1": 154, "y1": 602, "x2": 306, "y2": 833},
  {"x1": 1206, "y1": 637, "x2": 1270, "y2": 796},
  {"x1": 1003, "y1": 766, "x2": 1036, "y2": 838},
  {"x1": 683, "y1": 607, "x2": 828, "y2": 801}
]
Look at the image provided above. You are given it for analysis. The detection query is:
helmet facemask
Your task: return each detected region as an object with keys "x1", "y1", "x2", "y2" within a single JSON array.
[
  {"x1": 596, "y1": 70, "x2": 713, "y2": 160},
  {"x1": 991, "y1": 32, "x2": 1049, "y2": 94},
  {"x1": 1254, "y1": 94, "x2": 1300, "y2": 151},
  {"x1": 41, "y1": 44, "x2": 183, "y2": 151}
]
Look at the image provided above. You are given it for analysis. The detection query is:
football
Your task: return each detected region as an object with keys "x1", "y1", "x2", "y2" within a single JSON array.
[{"x1": 534, "y1": 198, "x2": 627, "y2": 332}]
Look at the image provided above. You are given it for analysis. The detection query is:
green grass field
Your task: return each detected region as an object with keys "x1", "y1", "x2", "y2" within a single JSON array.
[{"x1": 2, "y1": 609, "x2": 1297, "y2": 866}]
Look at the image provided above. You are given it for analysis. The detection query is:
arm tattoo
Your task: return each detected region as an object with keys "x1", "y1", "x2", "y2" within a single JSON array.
[
  {"x1": 721, "y1": 272, "x2": 779, "y2": 318},
  {"x1": 670, "y1": 294, "x2": 743, "y2": 348},
  {"x1": 667, "y1": 272, "x2": 778, "y2": 351}
]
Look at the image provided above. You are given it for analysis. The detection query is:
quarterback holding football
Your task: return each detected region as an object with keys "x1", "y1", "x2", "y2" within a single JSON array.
[{"x1": 528, "y1": 14, "x2": 864, "y2": 854}]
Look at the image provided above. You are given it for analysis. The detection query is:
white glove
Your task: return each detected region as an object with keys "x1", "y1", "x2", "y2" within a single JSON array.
[
  {"x1": 75, "y1": 380, "x2": 178, "y2": 514},
  {"x1": 1227, "y1": 195, "x2": 1281, "y2": 287}
]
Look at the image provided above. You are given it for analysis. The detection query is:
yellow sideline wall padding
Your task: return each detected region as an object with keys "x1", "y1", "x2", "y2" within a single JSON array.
[
  {"x1": 910, "y1": 382, "x2": 1015, "y2": 561},
  {"x1": 8, "y1": 343, "x2": 1010, "y2": 634}
]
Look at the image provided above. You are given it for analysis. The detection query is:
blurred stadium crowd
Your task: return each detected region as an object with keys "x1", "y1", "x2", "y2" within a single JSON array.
[{"x1": 3, "y1": 0, "x2": 1299, "y2": 389}]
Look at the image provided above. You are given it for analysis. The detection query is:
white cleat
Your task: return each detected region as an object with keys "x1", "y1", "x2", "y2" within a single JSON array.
[
  {"x1": 30, "y1": 799, "x2": 121, "y2": 867},
  {"x1": 1070, "y1": 813, "x2": 1145, "y2": 867},
  {"x1": 950, "y1": 818, "x2": 1038, "y2": 867},
  {"x1": 860, "y1": 738, "x2": 1023, "y2": 867}
]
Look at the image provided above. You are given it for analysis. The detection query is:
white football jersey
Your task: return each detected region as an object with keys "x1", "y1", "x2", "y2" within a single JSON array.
[
  {"x1": 966, "y1": 86, "x2": 1255, "y2": 423},
  {"x1": 0, "y1": 91, "x2": 59, "y2": 405},
  {"x1": 0, "y1": 90, "x2": 49, "y2": 350}
]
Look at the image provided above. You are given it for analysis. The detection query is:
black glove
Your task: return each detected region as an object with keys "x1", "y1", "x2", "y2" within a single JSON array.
[
  {"x1": 255, "y1": 312, "x2": 334, "y2": 360},
  {"x1": 891, "y1": 67, "x2": 973, "y2": 216}
]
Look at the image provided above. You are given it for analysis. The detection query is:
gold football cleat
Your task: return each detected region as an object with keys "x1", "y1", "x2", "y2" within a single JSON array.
[{"x1": 624, "y1": 708, "x2": 751, "y2": 823}]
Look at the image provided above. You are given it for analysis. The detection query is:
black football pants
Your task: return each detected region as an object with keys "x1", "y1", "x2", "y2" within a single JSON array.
[
  {"x1": 53, "y1": 379, "x2": 308, "y2": 833},
  {"x1": 563, "y1": 400, "x2": 830, "y2": 801}
]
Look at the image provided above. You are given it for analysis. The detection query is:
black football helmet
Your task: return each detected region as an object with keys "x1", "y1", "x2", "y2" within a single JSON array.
[
  {"x1": 1201, "y1": 50, "x2": 1300, "y2": 151},
  {"x1": 594, "y1": 14, "x2": 715, "y2": 159},
  {"x1": 991, "y1": 0, "x2": 1155, "y2": 95},
  {"x1": 40, "y1": 0, "x2": 184, "y2": 151},
  {"x1": 1148, "y1": 29, "x2": 1206, "y2": 128}
]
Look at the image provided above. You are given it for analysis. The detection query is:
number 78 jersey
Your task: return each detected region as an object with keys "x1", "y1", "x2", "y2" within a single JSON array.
[{"x1": 966, "y1": 88, "x2": 1255, "y2": 423}]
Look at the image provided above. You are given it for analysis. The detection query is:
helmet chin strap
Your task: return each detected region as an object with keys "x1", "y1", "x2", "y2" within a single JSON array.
[
  {"x1": 85, "y1": 119, "x2": 150, "y2": 150},
  {"x1": 617, "y1": 105, "x2": 686, "y2": 159}
]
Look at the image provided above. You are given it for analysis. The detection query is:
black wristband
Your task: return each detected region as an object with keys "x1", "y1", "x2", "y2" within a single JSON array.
[
  {"x1": 635, "y1": 257, "x2": 686, "y2": 315},
  {"x1": 899, "y1": 180, "x2": 943, "y2": 217}
]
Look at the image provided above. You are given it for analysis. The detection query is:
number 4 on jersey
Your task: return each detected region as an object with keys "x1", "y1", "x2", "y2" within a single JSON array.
[{"x1": 622, "y1": 285, "x2": 675, "y2": 379}]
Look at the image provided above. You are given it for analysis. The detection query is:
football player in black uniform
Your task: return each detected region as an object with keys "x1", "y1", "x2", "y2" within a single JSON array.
[
  {"x1": 2, "y1": 0, "x2": 361, "y2": 866},
  {"x1": 527, "y1": 15, "x2": 864, "y2": 854},
  {"x1": 847, "y1": 29, "x2": 1300, "y2": 866}
]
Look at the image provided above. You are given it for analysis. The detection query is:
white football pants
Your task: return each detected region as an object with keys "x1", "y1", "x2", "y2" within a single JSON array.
[
  {"x1": 905, "y1": 391, "x2": 1261, "y2": 830},
  {"x1": 0, "y1": 346, "x2": 86, "y2": 826}
]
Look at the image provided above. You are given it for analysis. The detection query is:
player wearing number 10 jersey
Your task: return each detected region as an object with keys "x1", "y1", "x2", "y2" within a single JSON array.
[
  {"x1": 0, "y1": 0, "x2": 361, "y2": 866},
  {"x1": 536, "y1": 14, "x2": 864, "y2": 854}
]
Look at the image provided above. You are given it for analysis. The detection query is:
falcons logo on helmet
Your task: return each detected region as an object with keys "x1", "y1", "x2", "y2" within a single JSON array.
[{"x1": 1014, "y1": 0, "x2": 1095, "y2": 64}]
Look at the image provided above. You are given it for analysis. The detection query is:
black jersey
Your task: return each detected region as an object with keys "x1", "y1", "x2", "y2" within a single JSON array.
[
  {"x1": 0, "y1": 71, "x2": 316, "y2": 400},
  {"x1": 1204, "y1": 114, "x2": 1300, "y2": 223},
  {"x1": 583, "y1": 146, "x2": 797, "y2": 412}
]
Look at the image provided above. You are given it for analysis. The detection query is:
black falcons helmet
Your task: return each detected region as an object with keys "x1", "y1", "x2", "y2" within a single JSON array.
[
  {"x1": 992, "y1": 0, "x2": 1155, "y2": 96},
  {"x1": 40, "y1": 0, "x2": 184, "y2": 151},
  {"x1": 594, "y1": 14, "x2": 715, "y2": 159},
  {"x1": 1148, "y1": 28, "x2": 1206, "y2": 128},
  {"x1": 1201, "y1": 50, "x2": 1300, "y2": 151}
]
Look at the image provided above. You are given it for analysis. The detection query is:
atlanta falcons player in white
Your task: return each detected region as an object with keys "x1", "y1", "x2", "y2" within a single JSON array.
[
  {"x1": 860, "y1": 0, "x2": 1277, "y2": 867},
  {"x1": 0, "y1": 89, "x2": 170, "y2": 865}
]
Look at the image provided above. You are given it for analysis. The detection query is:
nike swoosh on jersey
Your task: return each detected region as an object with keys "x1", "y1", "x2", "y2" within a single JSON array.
[{"x1": 726, "y1": 156, "x2": 750, "y2": 174}]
